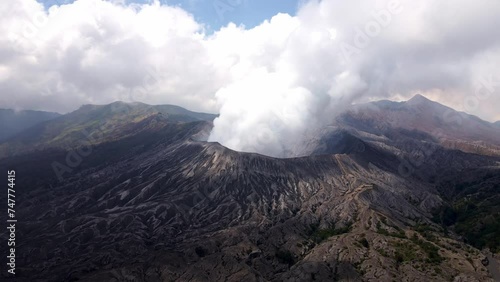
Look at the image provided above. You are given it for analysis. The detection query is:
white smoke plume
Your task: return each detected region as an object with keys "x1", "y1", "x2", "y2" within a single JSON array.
[{"x1": 208, "y1": 0, "x2": 500, "y2": 156}]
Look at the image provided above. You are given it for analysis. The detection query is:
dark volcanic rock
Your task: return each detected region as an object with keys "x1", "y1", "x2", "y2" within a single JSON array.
[{"x1": 0, "y1": 99, "x2": 498, "y2": 281}]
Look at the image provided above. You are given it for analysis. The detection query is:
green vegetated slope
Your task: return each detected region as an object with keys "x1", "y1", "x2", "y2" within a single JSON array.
[
  {"x1": 434, "y1": 170, "x2": 500, "y2": 253},
  {"x1": 0, "y1": 101, "x2": 216, "y2": 158}
]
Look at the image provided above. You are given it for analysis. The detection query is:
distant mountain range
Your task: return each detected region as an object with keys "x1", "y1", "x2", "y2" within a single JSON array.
[
  {"x1": 0, "y1": 96, "x2": 499, "y2": 281},
  {"x1": 0, "y1": 108, "x2": 60, "y2": 141}
]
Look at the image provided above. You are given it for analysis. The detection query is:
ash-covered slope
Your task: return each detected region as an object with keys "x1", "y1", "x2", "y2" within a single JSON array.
[
  {"x1": 1, "y1": 109, "x2": 498, "y2": 282},
  {"x1": 0, "y1": 98, "x2": 499, "y2": 281}
]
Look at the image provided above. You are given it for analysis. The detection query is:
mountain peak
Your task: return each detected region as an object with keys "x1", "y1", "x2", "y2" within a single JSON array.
[
  {"x1": 407, "y1": 94, "x2": 433, "y2": 104},
  {"x1": 405, "y1": 94, "x2": 453, "y2": 112}
]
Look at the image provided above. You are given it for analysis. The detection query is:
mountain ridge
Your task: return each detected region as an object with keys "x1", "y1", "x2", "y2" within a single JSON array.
[
  {"x1": 0, "y1": 102, "x2": 216, "y2": 159},
  {"x1": 334, "y1": 94, "x2": 500, "y2": 158},
  {"x1": 76, "y1": 101, "x2": 218, "y2": 121}
]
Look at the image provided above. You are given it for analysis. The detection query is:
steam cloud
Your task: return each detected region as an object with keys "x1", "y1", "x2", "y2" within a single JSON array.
[
  {"x1": 2, "y1": 0, "x2": 500, "y2": 157},
  {"x1": 208, "y1": 0, "x2": 500, "y2": 156}
]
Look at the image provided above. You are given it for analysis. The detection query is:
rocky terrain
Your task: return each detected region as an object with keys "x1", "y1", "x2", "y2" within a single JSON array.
[{"x1": 0, "y1": 96, "x2": 499, "y2": 281}]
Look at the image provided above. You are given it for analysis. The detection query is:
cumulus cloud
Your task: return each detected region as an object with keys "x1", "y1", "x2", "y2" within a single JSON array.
[
  {"x1": 0, "y1": 0, "x2": 222, "y2": 113},
  {"x1": 1, "y1": 0, "x2": 500, "y2": 156}
]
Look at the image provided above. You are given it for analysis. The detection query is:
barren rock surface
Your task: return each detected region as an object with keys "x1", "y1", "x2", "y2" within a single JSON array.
[{"x1": 0, "y1": 99, "x2": 498, "y2": 281}]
